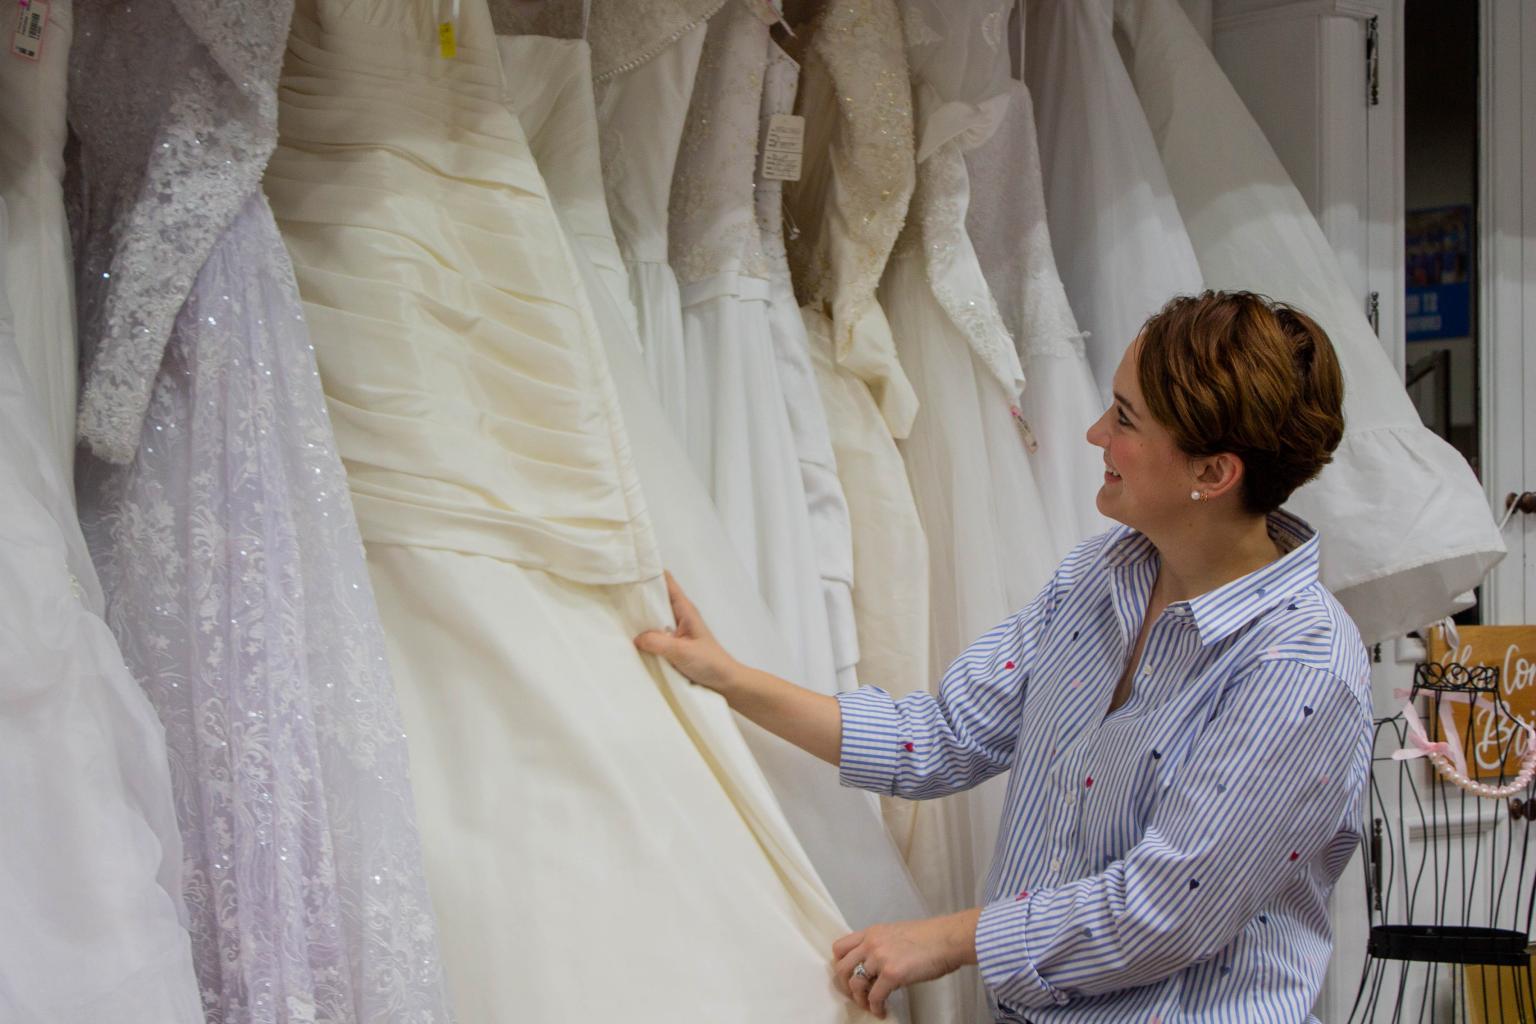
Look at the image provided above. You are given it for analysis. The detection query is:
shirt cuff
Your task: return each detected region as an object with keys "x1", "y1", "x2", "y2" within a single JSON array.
[
  {"x1": 977, "y1": 896, "x2": 1071, "y2": 1011},
  {"x1": 834, "y1": 686, "x2": 903, "y2": 795}
]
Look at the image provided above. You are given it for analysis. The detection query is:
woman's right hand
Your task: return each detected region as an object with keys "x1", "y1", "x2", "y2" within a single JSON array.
[{"x1": 634, "y1": 572, "x2": 741, "y2": 694}]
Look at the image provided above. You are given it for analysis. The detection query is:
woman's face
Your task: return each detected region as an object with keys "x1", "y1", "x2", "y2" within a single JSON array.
[{"x1": 1085, "y1": 340, "x2": 1200, "y2": 532}]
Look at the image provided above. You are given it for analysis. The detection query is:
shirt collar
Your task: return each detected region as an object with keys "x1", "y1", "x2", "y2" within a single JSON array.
[{"x1": 1103, "y1": 510, "x2": 1320, "y2": 647}]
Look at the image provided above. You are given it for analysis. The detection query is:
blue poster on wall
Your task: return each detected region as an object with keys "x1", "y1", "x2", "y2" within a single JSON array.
[{"x1": 1405, "y1": 205, "x2": 1472, "y2": 340}]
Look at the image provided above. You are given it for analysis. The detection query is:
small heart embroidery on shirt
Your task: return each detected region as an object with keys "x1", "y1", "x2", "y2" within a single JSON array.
[
  {"x1": 1085, "y1": 777, "x2": 1094, "y2": 788},
  {"x1": 903, "y1": 742, "x2": 914, "y2": 752},
  {"x1": 1188, "y1": 879, "x2": 1199, "y2": 891},
  {"x1": 1289, "y1": 851, "x2": 1300, "y2": 861},
  {"x1": 1005, "y1": 661, "x2": 1016, "y2": 669},
  {"x1": 1016, "y1": 890, "x2": 1029, "y2": 901},
  {"x1": 1303, "y1": 706, "x2": 1315, "y2": 717},
  {"x1": 1151, "y1": 749, "x2": 1161, "y2": 759}
]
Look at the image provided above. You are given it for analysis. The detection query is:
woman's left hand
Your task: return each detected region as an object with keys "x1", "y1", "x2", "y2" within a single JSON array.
[{"x1": 831, "y1": 909, "x2": 982, "y2": 1019}]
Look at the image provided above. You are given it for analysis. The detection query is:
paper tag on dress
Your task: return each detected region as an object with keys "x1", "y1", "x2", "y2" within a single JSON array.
[
  {"x1": 761, "y1": 113, "x2": 805, "y2": 182},
  {"x1": 11, "y1": 0, "x2": 48, "y2": 62},
  {"x1": 437, "y1": 20, "x2": 457, "y2": 58},
  {"x1": 742, "y1": 0, "x2": 783, "y2": 27},
  {"x1": 1010, "y1": 404, "x2": 1040, "y2": 454}
]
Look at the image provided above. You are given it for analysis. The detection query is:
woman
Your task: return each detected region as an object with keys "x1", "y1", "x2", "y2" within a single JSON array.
[{"x1": 637, "y1": 291, "x2": 1373, "y2": 1022}]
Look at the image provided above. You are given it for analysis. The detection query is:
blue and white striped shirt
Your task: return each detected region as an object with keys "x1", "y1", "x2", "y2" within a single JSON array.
[{"x1": 836, "y1": 512, "x2": 1372, "y2": 1023}]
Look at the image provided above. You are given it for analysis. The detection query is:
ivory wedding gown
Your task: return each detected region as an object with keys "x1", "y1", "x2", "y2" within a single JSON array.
[
  {"x1": 267, "y1": 3, "x2": 874, "y2": 1018},
  {"x1": 669, "y1": 0, "x2": 842, "y2": 693},
  {"x1": 1025, "y1": 0, "x2": 1204, "y2": 403},
  {"x1": 1114, "y1": 0, "x2": 1505, "y2": 642},
  {"x1": 499, "y1": 12, "x2": 934, "y2": 982}
]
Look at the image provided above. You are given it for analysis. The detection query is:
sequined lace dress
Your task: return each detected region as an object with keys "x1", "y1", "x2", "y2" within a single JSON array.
[{"x1": 70, "y1": 3, "x2": 453, "y2": 1021}]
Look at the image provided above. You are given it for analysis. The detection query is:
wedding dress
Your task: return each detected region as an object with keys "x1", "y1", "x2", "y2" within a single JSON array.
[
  {"x1": 1, "y1": 0, "x2": 75, "y2": 476},
  {"x1": 880, "y1": 5, "x2": 1067, "y2": 1018},
  {"x1": 1114, "y1": 0, "x2": 1506, "y2": 642},
  {"x1": 71, "y1": 5, "x2": 452, "y2": 1020},
  {"x1": 785, "y1": 0, "x2": 928, "y2": 721},
  {"x1": 1025, "y1": 0, "x2": 1204, "y2": 403},
  {"x1": 0, "y1": 47, "x2": 202, "y2": 1018},
  {"x1": 758, "y1": 41, "x2": 862, "y2": 692},
  {"x1": 267, "y1": 3, "x2": 873, "y2": 1018},
  {"x1": 964, "y1": 30, "x2": 1109, "y2": 558},
  {"x1": 499, "y1": 24, "x2": 931, "y2": 999},
  {"x1": 669, "y1": 0, "x2": 841, "y2": 693},
  {"x1": 591, "y1": 18, "x2": 706, "y2": 440}
]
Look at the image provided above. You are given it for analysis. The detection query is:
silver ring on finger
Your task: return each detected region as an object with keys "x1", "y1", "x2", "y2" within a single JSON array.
[{"x1": 852, "y1": 962, "x2": 870, "y2": 982}]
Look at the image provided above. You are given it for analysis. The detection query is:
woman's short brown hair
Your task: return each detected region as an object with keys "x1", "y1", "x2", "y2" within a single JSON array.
[{"x1": 1136, "y1": 290, "x2": 1345, "y2": 516}]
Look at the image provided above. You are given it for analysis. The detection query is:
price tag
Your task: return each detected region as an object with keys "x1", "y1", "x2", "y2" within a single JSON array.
[
  {"x1": 761, "y1": 113, "x2": 805, "y2": 183},
  {"x1": 11, "y1": 0, "x2": 48, "y2": 62},
  {"x1": 1010, "y1": 405, "x2": 1039, "y2": 454}
]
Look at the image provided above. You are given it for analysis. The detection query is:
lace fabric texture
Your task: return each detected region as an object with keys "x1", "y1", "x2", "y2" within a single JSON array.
[
  {"x1": 668, "y1": 1, "x2": 769, "y2": 286},
  {"x1": 756, "y1": 42, "x2": 862, "y2": 689},
  {"x1": 965, "y1": 79, "x2": 1111, "y2": 555},
  {"x1": 899, "y1": 122, "x2": 1023, "y2": 400},
  {"x1": 783, "y1": 0, "x2": 918, "y2": 436},
  {"x1": 76, "y1": 194, "x2": 453, "y2": 1024},
  {"x1": 69, "y1": 0, "x2": 292, "y2": 464}
]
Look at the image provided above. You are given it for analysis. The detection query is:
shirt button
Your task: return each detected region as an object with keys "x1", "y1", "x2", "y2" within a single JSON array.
[
  {"x1": 1065, "y1": 792, "x2": 1077, "y2": 807},
  {"x1": 1050, "y1": 856, "x2": 1063, "y2": 872}
]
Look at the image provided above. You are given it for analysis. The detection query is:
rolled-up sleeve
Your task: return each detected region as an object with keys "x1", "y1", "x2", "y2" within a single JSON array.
[
  {"x1": 835, "y1": 571, "x2": 1058, "y2": 800},
  {"x1": 975, "y1": 658, "x2": 1371, "y2": 1010}
]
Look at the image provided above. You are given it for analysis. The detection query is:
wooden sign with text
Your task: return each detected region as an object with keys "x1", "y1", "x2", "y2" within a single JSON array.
[{"x1": 1426, "y1": 625, "x2": 1536, "y2": 779}]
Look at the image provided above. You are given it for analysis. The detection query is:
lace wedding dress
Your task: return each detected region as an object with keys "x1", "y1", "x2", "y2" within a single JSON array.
[
  {"x1": 70, "y1": 4, "x2": 453, "y2": 1021},
  {"x1": 1, "y1": 17, "x2": 202, "y2": 1008},
  {"x1": 785, "y1": 0, "x2": 929, "y2": 736},
  {"x1": 758, "y1": 40, "x2": 862, "y2": 692},
  {"x1": 1115, "y1": 0, "x2": 1505, "y2": 642},
  {"x1": 268, "y1": 3, "x2": 875, "y2": 1018},
  {"x1": 1024, "y1": 0, "x2": 1204, "y2": 403},
  {"x1": 964, "y1": 29, "x2": 1109, "y2": 558},
  {"x1": 669, "y1": 0, "x2": 841, "y2": 694}
]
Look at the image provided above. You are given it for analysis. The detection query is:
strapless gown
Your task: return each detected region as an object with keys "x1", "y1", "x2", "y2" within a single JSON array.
[
  {"x1": 267, "y1": 3, "x2": 873, "y2": 1019},
  {"x1": 499, "y1": 26, "x2": 928, "y2": 1013}
]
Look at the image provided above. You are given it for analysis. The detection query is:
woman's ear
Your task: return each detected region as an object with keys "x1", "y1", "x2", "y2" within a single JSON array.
[{"x1": 1193, "y1": 452, "x2": 1244, "y2": 502}]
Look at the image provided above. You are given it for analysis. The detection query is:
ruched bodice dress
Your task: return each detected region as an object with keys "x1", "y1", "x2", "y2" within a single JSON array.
[{"x1": 267, "y1": 4, "x2": 878, "y2": 1019}]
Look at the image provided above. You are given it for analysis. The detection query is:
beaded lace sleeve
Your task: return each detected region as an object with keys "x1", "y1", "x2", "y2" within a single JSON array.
[{"x1": 70, "y1": 0, "x2": 289, "y2": 464}]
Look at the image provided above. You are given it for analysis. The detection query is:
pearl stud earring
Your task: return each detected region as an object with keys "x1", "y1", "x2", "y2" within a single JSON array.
[{"x1": 1190, "y1": 490, "x2": 1203, "y2": 502}]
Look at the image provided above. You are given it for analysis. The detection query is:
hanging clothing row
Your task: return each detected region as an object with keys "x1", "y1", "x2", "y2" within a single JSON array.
[{"x1": 3, "y1": 0, "x2": 1503, "y2": 1022}]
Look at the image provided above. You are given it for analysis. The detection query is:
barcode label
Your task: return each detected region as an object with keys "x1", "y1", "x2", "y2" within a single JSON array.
[{"x1": 11, "y1": 0, "x2": 48, "y2": 62}]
